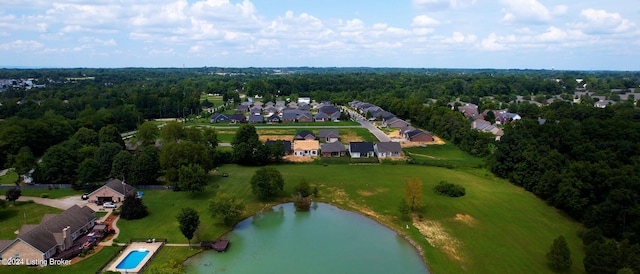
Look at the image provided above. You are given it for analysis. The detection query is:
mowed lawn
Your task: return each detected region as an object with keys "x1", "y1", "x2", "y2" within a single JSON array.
[{"x1": 117, "y1": 164, "x2": 585, "y2": 274}]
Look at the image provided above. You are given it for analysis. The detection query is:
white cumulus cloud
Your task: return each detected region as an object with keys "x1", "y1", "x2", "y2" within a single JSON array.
[
  {"x1": 411, "y1": 15, "x2": 440, "y2": 27},
  {"x1": 501, "y1": 0, "x2": 551, "y2": 24},
  {"x1": 575, "y1": 8, "x2": 635, "y2": 34}
]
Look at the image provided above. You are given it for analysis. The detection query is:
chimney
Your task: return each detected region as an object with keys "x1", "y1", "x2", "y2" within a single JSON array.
[{"x1": 62, "y1": 226, "x2": 72, "y2": 250}]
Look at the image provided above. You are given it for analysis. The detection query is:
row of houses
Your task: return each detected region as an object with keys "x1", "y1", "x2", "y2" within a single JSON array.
[
  {"x1": 267, "y1": 139, "x2": 403, "y2": 159},
  {"x1": 349, "y1": 100, "x2": 436, "y2": 143},
  {"x1": 212, "y1": 102, "x2": 342, "y2": 124}
]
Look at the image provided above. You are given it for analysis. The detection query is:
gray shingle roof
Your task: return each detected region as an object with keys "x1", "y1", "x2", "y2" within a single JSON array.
[
  {"x1": 318, "y1": 129, "x2": 339, "y2": 139},
  {"x1": 376, "y1": 142, "x2": 402, "y2": 153},
  {"x1": 321, "y1": 142, "x2": 347, "y2": 153},
  {"x1": 15, "y1": 205, "x2": 95, "y2": 253}
]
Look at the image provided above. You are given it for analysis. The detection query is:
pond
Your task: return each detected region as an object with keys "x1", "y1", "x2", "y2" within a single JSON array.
[{"x1": 186, "y1": 202, "x2": 429, "y2": 273}]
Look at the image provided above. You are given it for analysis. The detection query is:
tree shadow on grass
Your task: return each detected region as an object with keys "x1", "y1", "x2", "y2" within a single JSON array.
[{"x1": 0, "y1": 208, "x2": 18, "y2": 222}]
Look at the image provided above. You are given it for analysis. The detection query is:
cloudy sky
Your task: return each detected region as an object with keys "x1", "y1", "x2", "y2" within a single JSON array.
[{"x1": 1, "y1": 0, "x2": 639, "y2": 70}]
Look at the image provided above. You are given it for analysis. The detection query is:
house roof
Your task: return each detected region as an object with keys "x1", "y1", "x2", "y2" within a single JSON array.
[
  {"x1": 13, "y1": 205, "x2": 95, "y2": 253},
  {"x1": 210, "y1": 113, "x2": 228, "y2": 120},
  {"x1": 321, "y1": 142, "x2": 346, "y2": 153},
  {"x1": 314, "y1": 112, "x2": 330, "y2": 119},
  {"x1": 282, "y1": 112, "x2": 297, "y2": 120},
  {"x1": 295, "y1": 130, "x2": 315, "y2": 139},
  {"x1": 318, "y1": 105, "x2": 339, "y2": 115},
  {"x1": 387, "y1": 118, "x2": 409, "y2": 127},
  {"x1": 267, "y1": 114, "x2": 281, "y2": 121},
  {"x1": 297, "y1": 111, "x2": 312, "y2": 120},
  {"x1": 265, "y1": 140, "x2": 292, "y2": 154},
  {"x1": 248, "y1": 115, "x2": 264, "y2": 123},
  {"x1": 97, "y1": 178, "x2": 135, "y2": 196},
  {"x1": 318, "y1": 129, "x2": 339, "y2": 139},
  {"x1": 407, "y1": 130, "x2": 432, "y2": 139},
  {"x1": 293, "y1": 140, "x2": 320, "y2": 151},
  {"x1": 376, "y1": 142, "x2": 402, "y2": 153},
  {"x1": 349, "y1": 142, "x2": 375, "y2": 153},
  {"x1": 228, "y1": 113, "x2": 246, "y2": 121},
  {"x1": 399, "y1": 126, "x2": 416, "y2": 135},
  {"x1": 0, "y1": 240, "x2": 12, "y2": 251}
]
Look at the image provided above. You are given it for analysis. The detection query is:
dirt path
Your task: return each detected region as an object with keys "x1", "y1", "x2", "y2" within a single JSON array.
[{"x1": 405, "y1": 151, "x2": 439, "y2": 159}]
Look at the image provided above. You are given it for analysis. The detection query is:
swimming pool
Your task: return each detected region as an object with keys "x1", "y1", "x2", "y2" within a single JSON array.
[{"x1": 115, "y1": 249, "x2": 150, "y2": 270}]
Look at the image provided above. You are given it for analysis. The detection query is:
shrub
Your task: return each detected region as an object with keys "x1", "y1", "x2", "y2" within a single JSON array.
[
  {"x1": 40, "y1": 193, "x2": 49, "y2": 198},
  {"x1": 433, "y1": 181, "x2": 466, "y2": 197}
]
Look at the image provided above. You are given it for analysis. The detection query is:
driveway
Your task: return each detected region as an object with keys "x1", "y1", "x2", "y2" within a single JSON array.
[{"x1": 5, "y1": 195, "x2": 88, "y2": 210}]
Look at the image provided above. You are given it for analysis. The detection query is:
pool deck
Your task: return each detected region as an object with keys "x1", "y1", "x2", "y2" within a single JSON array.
[{"x1": 105, "y1": 242, "x2": 163, "y2": 273}]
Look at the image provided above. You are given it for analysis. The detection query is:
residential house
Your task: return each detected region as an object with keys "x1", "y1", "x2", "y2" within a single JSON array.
[
  {"x1": 266, "y1": 114, "x2": 281, "y2": 124},
  {"x1": 263, "y1": 107, "x2": 278, "y2": 116},
  {"x1": 298, "y1": 104, "x2": 311, "y2": 111},
  {"x1": 293, "y1": 140, "x2": 319, "y2": 157},
  {"x1": 318, "y1": 129, "x2": 340, "y2": 143},
  {"x1": 318, "y1": 105, "x2": 340, "y2": 116},
  {"x1": 404, "y1": 130, "x2": 435, "y2": 142},
  {"x1": 457, "y1": 104, "x2": 479, "y2": 118},
  {"x1": 210, "y1": 113, "x2": 229, "y2": 123},
  {"x1": 275, "y1": 101, "x2": 286, "y2": 110},
  {"x1": 594, "y1": 100, "x2": 615, "y2": 108},
  {"x1": 349, "y1": 142, "x2": 375, "y2": 158},
  {"x1": 253, "y1": 101, "x2": 263, "y2": 107},
  {"x1": 399, "y1": 126, "x2": 416, "y2": 137},
  {"x1": 375, "y1": 142, "x2": 403, "y2": 158},
  {"x1": 384, "y1": 117, "x2": 410, "y2": 128},
  {"x1": 287, "y1": 102, "x2": 298, "y2": 108},
  {"x1": 236, "y1": 104, "x2": 249, "y2": 113},
  {"x1": 86, "y1": 178, "x2": 135, "y2": 204},
  {"x1": 297, "y1": 112, "x2": 313, "y2": 122},
  {"x1": 314, "y1": 112, "x2": 330, "y2": 122},
  {"x1": 265, "y1": 140, "x2": 292, "y2": 155},
  {"x1": 495, "y1": 111, "x2": 521, "y2": 124},
  {"x1": 321, "y1": 142, "x2": 347, "y2": 157},
  {"x1": 228, "y1": 113, "x2": 247, "y2": 124},
  {"x1": 264, "y1": 101, "x2": 275, "y2": 108},
  {"x1": 250, "y1": 106, "x2": 262, "y2": 115},
  {"x1": 282, "y1": 112, "x2": 297, "y2": 123},
  {"x1": 248, "y1": 115, "x2": 264, "y2": 124},
  {"x1": 0, "y1": 205, "x2": 96, "y2": 262},
  {"x1": 294, "y1": 130, "x2": 315, "y2": 140},
  {"x1": 298, "y1": 97, "x2": 311, "y2": 104}
]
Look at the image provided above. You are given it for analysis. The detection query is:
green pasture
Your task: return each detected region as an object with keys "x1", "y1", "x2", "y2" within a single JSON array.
[
  {"x1": 404, "y1": 143, "x2": 485, "y2": 168},
  {"x1": 7, "y1": 188, "x2": 84, "y2": 199},
  {"x1": 116, "y1": 163, "x2": 585, "y2": 274},
  {"x1": 0, "y1": 171, "x2": 19, "y2": 185},
  {"x1": 200, "y1": 94, "x2": 224, "y2": 106},
  {"x1": 0, "y1": 201, "x2": 63, "y2": 239},
  {"x1": 145, "y1": 246, "x2": 201, "y2": 271},
  {"x1": 0, "y1": 246, "x2": 119, "y2": 274}
]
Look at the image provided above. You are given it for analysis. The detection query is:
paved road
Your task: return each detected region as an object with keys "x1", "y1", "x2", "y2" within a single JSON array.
[
  {"x1": 208, "y1": 125, "x2": 363, "y2": 129},
  {"x1": 344, "y1": 108, "x2": 391, "y2": 142}
]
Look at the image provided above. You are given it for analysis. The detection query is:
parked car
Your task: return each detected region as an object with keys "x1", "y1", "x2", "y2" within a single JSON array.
[
  {"x1": 81, "y1": 193, "x2": 89, "y2": 200},
  {"x1": 103, "y1": 202, "x2": 117, "y2": 208}
]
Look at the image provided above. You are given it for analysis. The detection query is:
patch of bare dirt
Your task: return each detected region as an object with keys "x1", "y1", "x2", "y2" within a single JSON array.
[
  {"x1": 283, "y1": 155, "x2": 315, "y2": 162},
  {"x1": 340, "y1": 131, "x2": 364, "y2": 142},
  {"x1": 356, "y1": 188, "x2": 388, "y2": 197},
  {"x1": 412, "y1": 215, "x2": 465, "y2": 265},
  {"x1": 453, "y1": 213, "x2": 477, "y2": 227},
  {"x1": 259, "y1": 135, "x2": 294, "y2": 142}
]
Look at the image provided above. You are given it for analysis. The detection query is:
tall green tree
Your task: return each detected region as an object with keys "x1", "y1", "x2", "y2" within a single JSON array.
[
  {"x1": 71, "y1": 127, "x2": 99, "y2": 147},
  {"x1": 160, "y1": 121, "x2": 185, "y2": 143},
  {"x1": 5, "y1": 188, "x2": 21, "y2": 206},
  {"x1": 120, "y1": 194, "x2": 148, "y2": 220},
  {"x1": 77, "y1": 158, "x2": 101, "y2": 184},
  {"x1": 176, "y1": 207, "x2": 200, "y2": 248},
  {"x1": 547, "y1": 235, "x2": 572, "y2": 272},
  {"x1": 250, "y1": 167, "x2": 284, "y2": 200},
  {"x1": 178, "y1": 164, "x2": 208, "y2": 193},
  {"x1": 98, "y1": 125, "x2": 125, "y2": 148},
  {"x1": 40, "y1": 140, "x2": 82, "y2": 184},
  {"x1": 136, "y1": 121, "x2": 159, "y2": 146},
  {"x1": 110, "y1": 150, "x2": 133, "y2": 180},
  {"x1": 6, "y1": 146, "x2": 36, "y2": 176},
  {"x1": 232, "y1": 124, "x2": 259, "y2": 145},
  {"x1": 94, "y1": 142, "x2": 123, "y2": 178},
  {"x1": 209, "y1": 193, "x2": 244, "y2": 225},
  {"x1": 129, "y1": 146, "x2": 160, "y2": 185},
  {"x1": 404, "y1": 177, "x2": 423, "y2": 211},
  {"x1": 584, "y1": 240, "x2": 620, "y2": 274}
]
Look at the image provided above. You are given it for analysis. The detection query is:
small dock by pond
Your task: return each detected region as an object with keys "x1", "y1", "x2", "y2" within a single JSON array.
[{"x1": 201, "y1": 239, "x2": 230, "y2": 252}]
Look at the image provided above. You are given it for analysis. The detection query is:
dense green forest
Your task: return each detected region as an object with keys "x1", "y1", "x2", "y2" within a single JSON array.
[{"x1": 2, "y1": 68, "x2": 640, "y2": 273}]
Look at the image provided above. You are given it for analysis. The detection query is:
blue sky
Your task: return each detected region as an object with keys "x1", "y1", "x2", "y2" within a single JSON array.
[{"x1": 1, "y1": 0, "x2": 639, "y2": 70}]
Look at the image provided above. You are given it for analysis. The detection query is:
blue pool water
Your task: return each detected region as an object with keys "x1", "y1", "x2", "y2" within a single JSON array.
[{"x1": 116, "y1": 250, "x2": 150, "y2": 269}]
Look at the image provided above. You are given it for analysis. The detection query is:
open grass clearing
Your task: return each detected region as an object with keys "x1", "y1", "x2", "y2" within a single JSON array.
[
  {"x1": 0, "y1": 201, "x2": 63, "y2": 239},
  {"x1": 145, "y1": 246, "x2": 202, "y2": 271},
  {"x1": 405, "y1": 143, "x2": 485, "y2": 168},
  {"x1": 0, "y1": 171, "x2": 19, "y2": 185},
  {"x1": 116, "y1": 163, "x2": 585, "y2": 274},
  {"x1": 7, "y1": 188, "x2": 84, "y2": 199}
]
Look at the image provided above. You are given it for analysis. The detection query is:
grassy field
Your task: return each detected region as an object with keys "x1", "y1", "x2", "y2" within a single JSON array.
[
  {"x1": 214, "y1": 127, "x2": 377, "y2": 144},
  {"x1": 0, "y1": 201, "x2": 63, "y2": 239},
  {"x1": 115, "y1": 163, "x2": 585, "y2": 274},
  {"x1": 0, "y1": 246, "x2": 119, "y2": 274},
  {"x1": 5, "y1": 188, "x2": 84, "y2": 199},
  {"x1": 145, "y1": 246, "x2": 202, "y2": 271},
  {"x1": 0, "y1": 171, "x2": 19, "y2": 185},
  {"x1": 200, "y1": 94, "x2": 224, "y2": 106},
  {"x1": 404, "y1": 143, "x2": 486, "y2": 169}
]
